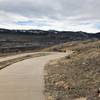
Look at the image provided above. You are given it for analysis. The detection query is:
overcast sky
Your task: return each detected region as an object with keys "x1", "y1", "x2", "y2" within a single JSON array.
[{"x1": 0, "y1": 0, "x2": 100, "y2": 32}]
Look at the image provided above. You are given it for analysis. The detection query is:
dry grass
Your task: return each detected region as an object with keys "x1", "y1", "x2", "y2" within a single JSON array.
[
  {"x1": 43, "y1": 39, "x2": 100, "y2": 52},
  {"x1": 44, "y1": 40, "x2": 100, "y2": 100}
]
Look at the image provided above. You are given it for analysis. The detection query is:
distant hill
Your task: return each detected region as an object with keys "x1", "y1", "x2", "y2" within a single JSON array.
[{"x1": 0, "y1": 28, "x2": 100, "y2": 53}]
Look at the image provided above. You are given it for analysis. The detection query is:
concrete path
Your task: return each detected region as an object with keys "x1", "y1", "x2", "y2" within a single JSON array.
[
  {"x1": 0, "y1": 52, "x2": 40, "y2": 62},
  {"x1": 0, "y1": 52, "x2": 70, "y2": 100}
]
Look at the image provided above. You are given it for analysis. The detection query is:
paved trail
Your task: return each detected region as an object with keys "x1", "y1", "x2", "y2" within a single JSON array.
[
  {"x1": 0, "y1": 52, "x2": 70, "y2": 100},
  {"x1": 0, "y1": 52, "x2": 40, "y2": 62}
]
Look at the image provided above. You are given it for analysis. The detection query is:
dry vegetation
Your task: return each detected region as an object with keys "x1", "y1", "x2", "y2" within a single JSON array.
[
  {"x1": 44, "y1": 39, "x2": 100, "y2": 100},
  {"x1": 43, "y1": 39, "x2": 100, "y2": 52}
]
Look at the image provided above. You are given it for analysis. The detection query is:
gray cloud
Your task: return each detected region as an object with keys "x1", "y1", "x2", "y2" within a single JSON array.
[
  {"x1": 0, "y1": 0, "x2": 100, "y2": 32},
  {"x1": 0, "y1": 0, "x2": 98, "y2": 19}
]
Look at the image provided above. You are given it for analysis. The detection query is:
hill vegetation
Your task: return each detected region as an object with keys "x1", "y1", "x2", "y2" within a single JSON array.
[
  {"x1": 44, "y1": 40, "x2": 100, "y2": 100},
  {"x1": 0, "y1": 28, "x2": 100, "y2": 55}
]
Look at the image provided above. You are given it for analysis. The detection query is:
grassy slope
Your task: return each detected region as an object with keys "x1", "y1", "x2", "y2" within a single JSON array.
[
  {"x1": 43, "y1": 39, "x2": 100, "y2": 52},
  {"x1": 44, "y1": 40, "x2": 100, "y2": 100}
]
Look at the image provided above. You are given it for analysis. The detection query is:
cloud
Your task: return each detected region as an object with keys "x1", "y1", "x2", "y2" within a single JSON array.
[{"x1": 0, "y1": 0, "x2": 100, "y2": 32}]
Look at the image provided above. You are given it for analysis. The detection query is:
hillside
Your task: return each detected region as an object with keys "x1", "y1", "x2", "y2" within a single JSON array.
[
  {"x1": 0, "y1": 28, "x2": 100, "y2": 54},
  {"x1": 44, "y1": 40, "x2": 100, "y2": 100},
  {"x1": 43, "y1": 39, "x2": 100, "y2": 52}
]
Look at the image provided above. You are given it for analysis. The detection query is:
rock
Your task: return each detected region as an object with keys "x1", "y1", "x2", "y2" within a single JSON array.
[
  {"x1": 47, "y1": 96, "x2": 54, "y2": 100},
  {"x1": 63, "y1": 83, "x2": 70, "y2": 90},
  {"x1": 55, "y1": 81, "x2": 65, "y2": 86}
]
